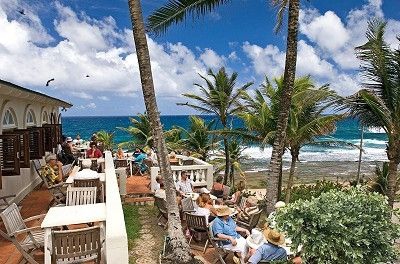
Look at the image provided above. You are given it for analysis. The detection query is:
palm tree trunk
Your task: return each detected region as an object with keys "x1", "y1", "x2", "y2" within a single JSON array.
[
  {"x1": 223, "y1": 137, "x2": 230, "y2": 185},
  {"x1": 230, "y1": 163, "x2": 235, "y2": 186},
  {"x1": 386, "y1": 142, "x2": 400, "y2": 208},
  {"x1": 285, "y1": 149, "x2": 298, "y2": 203},
  {"x1": 266, "y1": 0, "x2": 300, "y2": 214},
  {"x1": 128, "y1": 1, "x2": 192, "y2": 262}
]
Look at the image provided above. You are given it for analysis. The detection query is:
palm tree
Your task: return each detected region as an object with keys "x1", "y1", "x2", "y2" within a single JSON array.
[
  {"x1": 284, "y1": 81, "x2": 342, "y2": 203},
  {"x1": 344, "y1": 19, "x2": 400, "y2": 208},
  {"x1": 127, "y1": 1, "x2": 193, "y2": 262},
  {"x1": 177, "y1": 116, "x2": 216, "y2": 161},
  {"x1": 118, "y1": 113, "x2": 153, "y2": 150},
  {"x1": 177, "y1": 67, "x2": 252, "y2": 184},
  {"x1": 95, "y1": 130, "x2": 115, "y2": 151},
  {"x1": 148, "y1": 0, "x2": 301, "y2": 213}
]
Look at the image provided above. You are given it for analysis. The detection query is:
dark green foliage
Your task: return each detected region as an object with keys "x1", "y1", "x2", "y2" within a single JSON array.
[
  {"x1": 281, "y1": 180, "x2": 343, "y2": 203},
  {"x1": 276, "y1": 188, "x2": 399, "y2": 264}
]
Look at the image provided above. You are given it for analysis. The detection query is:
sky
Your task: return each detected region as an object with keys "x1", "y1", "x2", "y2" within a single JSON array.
[{"x1": 0, "y1": 0, "x2": 399, "y2": 116}]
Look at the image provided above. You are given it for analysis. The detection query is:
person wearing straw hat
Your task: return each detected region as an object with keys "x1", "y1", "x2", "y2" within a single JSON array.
[
  {"x1": 212, "y1": 206, "x2": 250, "y2": 263},
  {"x1": 247, "y1": 228, "x2": 287, "y2": 263}
]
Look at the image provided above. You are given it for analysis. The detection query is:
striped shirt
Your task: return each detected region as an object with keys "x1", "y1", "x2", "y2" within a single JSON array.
[{"x1": 238, "y1": 206, "x2": 259, "y2": 222}]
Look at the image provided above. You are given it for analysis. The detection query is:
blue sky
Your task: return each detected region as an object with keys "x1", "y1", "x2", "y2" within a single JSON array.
[{"x1": 0, "y1": 0, "x2": 399, "y2": 116}]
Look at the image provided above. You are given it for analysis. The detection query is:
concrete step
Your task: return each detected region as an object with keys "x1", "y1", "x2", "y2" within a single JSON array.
[{"x1": 124, "y1": 196, "x2": 154, "y2": 206}]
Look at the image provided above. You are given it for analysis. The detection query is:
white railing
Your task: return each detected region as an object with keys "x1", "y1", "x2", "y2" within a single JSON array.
[
  {"x1": 150, "y1": 155, "x2": 213, "y2": 192},
  {"x1": 104, "y1": 151, "x2": 128, "y2": 264}
]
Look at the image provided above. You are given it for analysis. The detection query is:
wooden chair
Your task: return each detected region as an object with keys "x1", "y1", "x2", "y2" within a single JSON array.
[
  {"x1": 238, "y1": 196, "x2": 247, "y2": 210},
  {"x1": 181, "y1": 197, "x2": 196, "y2": 213},
  {"x1": 73, "y1": 178, "x2": 103, "y2": 203},
  {"x1": 79, "y1": 159, "x2": 98, "y2": 171},
  {"x1": 0, "y1": 203, "x2": 45, "y2": 264},
  {"x1": 154, "y1": 196, "x2": 168, "y2": 228},
  {"x1": 66, "y1": 187, "x2": 97, "y2": 206},
  {"x1": 206, "y1": 221, "x2": 238, "y2": 264},
  {"x1": 33, "y1": 160, "x2": 66, "y2": 206},
  {"x1": 114, "y1": 159, "x2": 129, "y2": 169},
  {"x1": 50, "y1": 226, "x2": 102, "y2": 264},
  {"x1": 237, "y1": 209, "x2": 263, "y2": 231},
  {"x1": 185, "y1": 213, "x2": 210, "y2": 253},
  {"x1": 222, "y1": 186, "x2": 231, "y2": 200},
  {"x1": 0, "y1": 194, "x2": 16, "y2": 212}
]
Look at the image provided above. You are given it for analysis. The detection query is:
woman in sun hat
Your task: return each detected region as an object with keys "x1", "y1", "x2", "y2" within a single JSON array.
[
  {"x1": 211, "y1": 206, "x2": 250, "y2": 263},
  {"x1": 246, "y1": 227, "x2": 287, "y2": 263}
]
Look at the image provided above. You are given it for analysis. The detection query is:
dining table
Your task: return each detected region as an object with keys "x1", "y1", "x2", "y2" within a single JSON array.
[{"x1": 41, "y1": 203, "x2": 106, "y2": 264}]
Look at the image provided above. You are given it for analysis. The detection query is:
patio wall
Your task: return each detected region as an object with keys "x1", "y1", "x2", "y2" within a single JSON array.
[
  {"x1": 104, "y1": 151, "x2": 129, "y2": 264},
  {"x1": 150, "y1": 155, "x2": 213, "y2": 192}
]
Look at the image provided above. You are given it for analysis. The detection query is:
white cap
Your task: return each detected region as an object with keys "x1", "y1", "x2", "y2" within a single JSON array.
[
  {"x1": 66, "y1": 136, "x2": 73, "y2": 142},
  {"x1": 200, "y1": 187, "x2": 210, "y2": 194}
]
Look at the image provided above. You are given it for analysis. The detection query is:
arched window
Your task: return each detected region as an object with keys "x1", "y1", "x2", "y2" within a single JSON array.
[
  {"x1": 26, "y1": 109, "x2": 36, "y2": 127},
  {"x1": 2, "y1": 108, "x2": 17, "y2": 129},
  {"x1": 42, "y1": 111, "x2": 48, "y2": 124}
]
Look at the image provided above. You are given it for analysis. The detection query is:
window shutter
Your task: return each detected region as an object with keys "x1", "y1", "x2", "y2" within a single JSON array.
[
  {"x1": 28, "y1": 127, "x2": 44, "y2": 159},
  {"x1": 5, "y1": 129, "x2": 30, "y2": 168},
  {"x1": 42, "y1": 125, "x2": 53, "y2": 152},
  {"x1": 0, "y1": 134, "x2": 21, "y2": 176}
]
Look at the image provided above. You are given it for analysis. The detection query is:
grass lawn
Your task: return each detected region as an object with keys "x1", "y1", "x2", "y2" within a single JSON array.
[{"x1": 123, "y1": 204, "x2": 141, "y2": 250}]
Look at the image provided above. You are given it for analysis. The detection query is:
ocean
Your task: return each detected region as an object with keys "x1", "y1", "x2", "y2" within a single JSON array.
[{"x1": 62, "y1": 116, "x2": 388, "y2": 179}]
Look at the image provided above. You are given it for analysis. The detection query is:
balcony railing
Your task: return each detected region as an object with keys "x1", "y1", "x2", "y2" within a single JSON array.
[{"x1": 150, "y1": 155, "x2": 213, "y2": 192}]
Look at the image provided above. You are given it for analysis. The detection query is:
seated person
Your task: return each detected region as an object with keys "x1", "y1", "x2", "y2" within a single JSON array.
[
  {"x1": 267, "y1": 201, "x2": 286, "y2": 229},
  {"x1": 226, "y1": 180, "x2": 246, "y2": 206},
  {"x1": 86, "y1": 142, "x2": 103, "y2": 159},
  {"x1": 75, "y1": 159, "x2": 99, "y2": 179},
  {"x1": 237, "y1": 196, "x2": 260, "y2": 223},
  {"x1": 194, "y1": 188, "x2": 214, "y2": 223},
  {"x1": 40, "y1": 153, "x2": 68, "y2": 186},
  {"x1": 211, "y1": 175, "x2": 225, "y2": 199},
  {"x1": 147, "y1": 147, "x2": 158, "y2": 166},
  {"x1": 175, "y1": 171, "x2": 193, "y2": 195},
  {"x1": 150, "y1": 176, "x2": 163, "y2": 191},
  {"x1": 116, "y1": 147, "x2": 125, "y2": 159},
  {"x1": 154, "y1": 182, "x2": 166, "y2": 200},
  {"x1": 61, "y1": 137, "x2": 78, "y2": 164},
  {"x1": 246, "y1": 228, "x2": 287, "y2": 264},
  {"x1": 132, "y1": 148, "x2": 148, "y2": 173},
  {"x1": 212, "y1": 206, "x2": 250, "y2": 263}
]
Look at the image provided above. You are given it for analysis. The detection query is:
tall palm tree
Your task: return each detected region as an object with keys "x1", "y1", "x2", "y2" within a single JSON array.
[
  {"x1": 148, "y1": 0, "x2": 301, "y2": 213},
  {"x1": 344, "y1": 20, "x2": 400, "y2": 208},
  {"x1": 118, "y1": 113, "x2": 153, "y2": 150},
  {"x1": 178, "y1": 67, "x2": 252, "y2": 184},
  {"x1": 127, "y1": 1, "x2": 193, "y2": 262}
]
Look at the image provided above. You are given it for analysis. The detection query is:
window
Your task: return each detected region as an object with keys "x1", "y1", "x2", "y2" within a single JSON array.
[
  {"x1": 42, "y1": 111, "x2": 48, "y2": 124},
  {"x1": 26, "y1": 110, "x2": 35, "y2": 127},
  {"x1": 2, "y1": 109, "x2": 16, "y2": 129}
]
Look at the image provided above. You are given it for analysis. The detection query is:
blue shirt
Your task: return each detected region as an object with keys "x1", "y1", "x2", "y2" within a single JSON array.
[
  {"x1": 212, "y1": 217, "x2": 241, "y2": 245},
  {"x1": 248, "y1": 243, "x2": 287, "y2": 263}
]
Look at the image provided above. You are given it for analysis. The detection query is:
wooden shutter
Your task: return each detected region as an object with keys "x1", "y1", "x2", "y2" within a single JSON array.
[
  {"x1": 28, "y1": 127, "x2": 44, "y2": 159},
  {"x1": 0, "y1": 134, "x2": 21, "y2": 176},
  {"x1": 43, "y1": 125, "x2": 53, "y2": 152},
  {"x1": 5, "y1": 129, "x2": 30, "y2": 168}
]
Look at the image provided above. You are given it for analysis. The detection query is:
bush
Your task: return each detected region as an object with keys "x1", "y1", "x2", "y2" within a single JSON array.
[
  {"x1": 281, "y1": 180, "x2": 343, "y2": 203},
  {"x1": 275, "y1": 188, "x2": 399, "y2": 264}
]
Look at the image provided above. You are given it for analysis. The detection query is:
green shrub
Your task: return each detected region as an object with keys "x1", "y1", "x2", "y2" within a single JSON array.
[
  {"x1": 281, "y1": 180, "x2": 342, "y2": 203},
  {"x1": 276, "y1": 188, "x2": 399, "y2": 264}
]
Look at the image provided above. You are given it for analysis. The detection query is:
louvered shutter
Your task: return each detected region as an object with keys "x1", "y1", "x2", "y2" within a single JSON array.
[
  {"x1": 28, "y1": 127, "x2": 44, "y2": 159},
  {"x1": 43, "y1": 125, "x2": 53, "y2": 152},
  {"x1": 0, "y1": 134, "x2": 21, "y2": 176},
  {"x1": 5, "y1": 129, "x2": 30, "y2": 168}
]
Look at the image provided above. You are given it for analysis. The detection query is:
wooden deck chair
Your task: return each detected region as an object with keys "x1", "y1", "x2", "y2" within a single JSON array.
[
  {"x1": 0, "y1": 194, "x2": 16, "y2": 212},
  {"x1": 73, "y1": 178, "x2": 103, "y2": 203},
  {"x1": 33, "y1": 160, "x2": 66, "y2": 206},
  {"x1": 154, "y1": 196, "x2": 168, "y2": 228},
  {"x1": 207, "y1": 221, "x2": 238, "y2": 264},
  {"x1": 114, "y1": 159, "x2": 129, "y2": 169},
  {"x1": 185, "y1": 213, "x2": 210, "y2": 253},
  {"x1": 222, "y1": 186, "x2": 231, "y2": 201},
  {"x1": 50, "y1": 226, "x2": 102, "y2": 264},
  {"x1": 181, "y1": 197, "x2": 196, "y2": 213},
  {"x1": 66, "y1": 186, "x2": 97, "y2": 206},
  {"x1": 237, "y1": 209, "x2": 263, "y2": 231},
  {"x1": 0, "y1": 203, "x2": 45, "y2": 264},
  {"x1": 238, "y1": 196, "x2": 247, "y2": 210}
]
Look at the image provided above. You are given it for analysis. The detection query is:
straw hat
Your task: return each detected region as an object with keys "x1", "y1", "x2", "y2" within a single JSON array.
[
  {"x1": 246, "y1": 196, "x2": 258, "y2": 206},
  {"x1": 263, "y1": 229, "x2": 285, "y2": 246},
  {"x1": 214, "y1": 206, "x2": 232, "y2": 217},
  {"x1": 246, "y1": 229, "x2": 265, "y2": 249},
  {"x1": 45, "y1": 153, "x2": 57, "y2": 163},
  {"x1": 274, "y1": 201, "x2": 286, "y2": 209}
]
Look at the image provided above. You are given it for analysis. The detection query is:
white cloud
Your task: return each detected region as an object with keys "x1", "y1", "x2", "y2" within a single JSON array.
[
  {"x1": 97, "y1": 96, "x2": 109, "y2": 101},
  {"x1": 71, "y1": 91, "x2": 93, "y2": 99},
  {"x1": 199, "y1": 48, "x2": 226, "y2": 69},
  {"x1": 87, "y1": 102, "x2": 96, "y2": 109}
]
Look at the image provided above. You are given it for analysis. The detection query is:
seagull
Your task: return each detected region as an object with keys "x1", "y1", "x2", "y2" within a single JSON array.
[
  {"x1": 86, "y1": 75, "x2": 90, "y2": 77},
  {"x1": 46, "y1": 78, "x2": 55, "y2": 86},
  {"x1": 18, "y1": 9, "x2": 25, "y2": 15}
]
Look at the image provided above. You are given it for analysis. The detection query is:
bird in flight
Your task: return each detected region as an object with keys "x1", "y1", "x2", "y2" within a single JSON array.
[
  {"x1": 18, "y1": 9, "x2": 25, "y2": 15},
  {"x1": 46, "y1": 78, "x2": 55, "y2": 86},
  {"x1": 86, "y1": 75, "x2": 90, "y2": 77}
]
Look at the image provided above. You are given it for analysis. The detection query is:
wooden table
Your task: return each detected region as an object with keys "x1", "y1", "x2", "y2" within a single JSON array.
[{"x1": 41, "y1": 203, "x2": 106, "y2": 264}]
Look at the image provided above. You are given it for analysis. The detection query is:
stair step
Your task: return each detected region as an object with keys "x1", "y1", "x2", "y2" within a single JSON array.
[{"x1": 124, "y1": 196, "x2": 154, "y2": 206}]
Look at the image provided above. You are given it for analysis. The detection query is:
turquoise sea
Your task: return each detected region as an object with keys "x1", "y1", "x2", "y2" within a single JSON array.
[{"x1": 62, "y1": 116, "x2": 388, "y2": 175}]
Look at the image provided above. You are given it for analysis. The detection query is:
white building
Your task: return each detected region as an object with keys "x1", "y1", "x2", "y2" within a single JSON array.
[{"x1": 0, "y1": 79, "x2": 72, "y2": 203}]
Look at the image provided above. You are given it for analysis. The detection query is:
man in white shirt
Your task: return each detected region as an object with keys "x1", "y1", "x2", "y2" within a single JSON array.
[{"x1": 175, "y1": 171, "x2": 193, "y2": 195}]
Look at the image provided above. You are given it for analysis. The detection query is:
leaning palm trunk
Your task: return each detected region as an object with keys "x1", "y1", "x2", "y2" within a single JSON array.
[
  {"x1": 266, "y1": 0, "x2": 300, "y2": 214},
  {"x1": 285, "y1": 149, "x2": 299, "y2": 203},
  {"x1": 387, "y1": 142, "x2": 400, "y2": 208},
  {"x1": 223, "y1": 137, "x2": 230, "y2": 184},
  {"x1": 128, "y1": 0, "x2": 192, "y2": 262}
]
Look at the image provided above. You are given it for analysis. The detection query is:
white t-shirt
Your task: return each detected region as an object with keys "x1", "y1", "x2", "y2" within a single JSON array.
[
  {"x1": 195, "y1": 207, "x2": 210, "y2": 223},
  {"x1": 176, "y1": 179, "x2": 193, "y2": 193}
]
